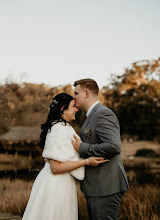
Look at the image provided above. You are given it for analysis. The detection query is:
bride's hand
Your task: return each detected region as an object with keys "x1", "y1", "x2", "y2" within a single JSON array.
[{"x1": 87, "y1": 157, "x2": 109, "y2": 167}]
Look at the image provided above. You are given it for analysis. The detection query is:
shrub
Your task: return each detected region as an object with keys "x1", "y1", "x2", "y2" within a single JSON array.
[{"x1": 135, "y1": 149, "x2": 159, "y2": 158}]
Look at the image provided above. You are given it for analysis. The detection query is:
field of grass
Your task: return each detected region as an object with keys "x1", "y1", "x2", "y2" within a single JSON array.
[
  {"x1": 0, "y1": 178, "x2": 32, "y2": 216},
  {"x1": 0, "y1": 178, "x2": 160, "y2": 220},
  {"x1": 119, "y1": 184, "x2": 160, "y2": 220}
]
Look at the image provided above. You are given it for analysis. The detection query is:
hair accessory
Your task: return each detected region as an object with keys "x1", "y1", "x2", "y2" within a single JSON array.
[
  {"x1": 49, "y1": 99, "x2": 59, "y2": 111},
  {"x1": 53, "y1": 100, "x2": 58, "y2": 104}
]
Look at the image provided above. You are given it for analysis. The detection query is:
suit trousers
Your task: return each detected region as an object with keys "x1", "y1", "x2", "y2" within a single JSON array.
[{"x1": 86, "y1": 192, "x2": 124, "y2": 220}]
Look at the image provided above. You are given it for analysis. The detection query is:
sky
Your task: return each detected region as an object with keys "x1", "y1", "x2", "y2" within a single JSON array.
[{"x1": 0, "y1": 0, "x2": 160, "y2": 89}]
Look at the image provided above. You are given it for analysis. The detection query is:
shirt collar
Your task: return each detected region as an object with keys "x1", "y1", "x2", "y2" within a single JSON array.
[{"x1": 86, "y1": 101, "x2": 100, "y2": 117}]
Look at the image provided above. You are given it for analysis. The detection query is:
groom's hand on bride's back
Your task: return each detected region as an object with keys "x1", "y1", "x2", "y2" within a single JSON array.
[{"x1": 72, "y1": 135, "x2": 82, "y2": 152}]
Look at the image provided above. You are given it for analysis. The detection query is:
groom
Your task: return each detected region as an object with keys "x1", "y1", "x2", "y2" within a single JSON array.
[{"x1": 72, "y1": 78, "x2": 129, "y2": 220}]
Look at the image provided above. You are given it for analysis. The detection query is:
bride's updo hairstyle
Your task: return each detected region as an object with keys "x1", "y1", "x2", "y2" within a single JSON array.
[{"x1": 38, "y1": 93, "x2": 74, "y2": 150}]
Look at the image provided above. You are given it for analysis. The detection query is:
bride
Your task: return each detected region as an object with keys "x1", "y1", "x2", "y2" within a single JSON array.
[{"x1": 22, "y1": 93, "x2": 108, "y2": 220}]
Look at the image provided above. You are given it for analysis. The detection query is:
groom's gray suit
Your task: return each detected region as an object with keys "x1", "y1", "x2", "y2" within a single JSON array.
[{"x1": 79, "y1": 102, "x2": 129, "y2": 220}]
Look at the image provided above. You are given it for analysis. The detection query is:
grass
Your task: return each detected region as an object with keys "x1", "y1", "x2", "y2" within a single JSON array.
[
  {"x1": 0, "y1": 178, "x2": 160, "y2": 219},
  {"x1": 0, "y1": 178, "x2": 32, "y2": 216},
  {"x1": 119, "y1": 184, "x2": 160, "y2": 220}
]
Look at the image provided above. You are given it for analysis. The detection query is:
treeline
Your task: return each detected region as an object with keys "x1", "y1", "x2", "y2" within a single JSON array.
[
  {"x1": 0, "y1": 58, "x2": 160, "y2": 141},
  {"x1": 102, "y1": 58, "x2": 160, "y2": 141},
  {"x1": 0, "y1": 83, "x2": 74, "y2": 134}
]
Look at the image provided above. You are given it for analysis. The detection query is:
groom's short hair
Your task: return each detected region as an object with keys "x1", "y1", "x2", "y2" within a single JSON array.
[{"x1": 73, "y1": 78, "x2": 99, "y2": 95}]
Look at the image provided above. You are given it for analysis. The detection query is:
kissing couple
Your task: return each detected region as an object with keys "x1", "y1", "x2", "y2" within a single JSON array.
[{"x1": 22, "y1": 78, "x2": 129, "y2": 220}]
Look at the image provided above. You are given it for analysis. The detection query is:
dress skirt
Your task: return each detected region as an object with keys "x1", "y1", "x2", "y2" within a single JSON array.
[{"x1": 22, "y1": 162, "x2": 78, "y2": 220}]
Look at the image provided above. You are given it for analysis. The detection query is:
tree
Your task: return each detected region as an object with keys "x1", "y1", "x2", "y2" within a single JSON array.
[
  {"x1": 102, "y1": 58, "x2": 160, "y2": 140},
  {"x1": 0, "y1": 87, "x2": 12, "y2": 134}
]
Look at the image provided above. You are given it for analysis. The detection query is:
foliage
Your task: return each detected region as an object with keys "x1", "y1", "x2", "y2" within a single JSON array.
[
  {"x1": 102, "y1": 58, "x2": 160, "y2": 140},
  {"x1": 135, "y1": 149, "x2": 160, "y2": 158},
  {"x1": 0, "y1": 57, "x2": 160, "y2": 140},
  {"x1": 109, "y1": 58, "x2": 160, "y2": 89},
  {"x1": 0, "y1": 82, "x2": 73, "y2": 134},
  {"x1": 0, "y1": 89, "x2": 11, "y2": 134}
]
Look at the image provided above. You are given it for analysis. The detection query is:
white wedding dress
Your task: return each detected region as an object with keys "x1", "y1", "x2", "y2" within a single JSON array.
[{"x1": 22, "y1": 122, "x2": 85, "y2": 220}]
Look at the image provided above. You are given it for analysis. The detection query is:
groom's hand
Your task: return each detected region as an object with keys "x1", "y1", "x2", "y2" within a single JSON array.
[{"x1": 72, "y1": 135, "x2": 82, "y2": 152}]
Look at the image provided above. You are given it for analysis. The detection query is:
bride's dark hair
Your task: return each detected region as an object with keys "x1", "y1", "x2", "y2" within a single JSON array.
[{"x1": 38, "y1": 93, "x2": 74, "y2": 150}]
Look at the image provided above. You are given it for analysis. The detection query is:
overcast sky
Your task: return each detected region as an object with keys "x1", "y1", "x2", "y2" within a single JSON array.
[{"x1": 0, "y1": 0, "x2": 160, "y2": 88}]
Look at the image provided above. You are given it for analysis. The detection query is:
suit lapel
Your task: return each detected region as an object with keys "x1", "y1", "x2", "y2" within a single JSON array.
[{"x1": 80, "y1": 102, "x2": 102, "y2": 137}]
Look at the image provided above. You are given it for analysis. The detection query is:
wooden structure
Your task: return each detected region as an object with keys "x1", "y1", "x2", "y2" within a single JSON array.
[{"x1": 0, "y1": 126, "x2": 41, "y2": 158}]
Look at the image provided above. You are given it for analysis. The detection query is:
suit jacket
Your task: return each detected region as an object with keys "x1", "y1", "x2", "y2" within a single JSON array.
[{"x1": 79, "y1": 103, "x2": 129, "y2": 196}]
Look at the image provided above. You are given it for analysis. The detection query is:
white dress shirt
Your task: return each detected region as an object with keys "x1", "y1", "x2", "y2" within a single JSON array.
[{"x1": 86, "y1": 101, "x2": 100, "y2": 117}]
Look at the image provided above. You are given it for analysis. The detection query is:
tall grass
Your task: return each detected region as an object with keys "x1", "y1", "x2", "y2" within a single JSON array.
[
  {"x1": 119, "y1": 184, "x2": 160, "y2": 220},
  {"x1": 0, "y1": 178, "x2": 160, "y2": 219},
  {"x1": 0, "y1": 179, "x2": 33, "y2": 216}
]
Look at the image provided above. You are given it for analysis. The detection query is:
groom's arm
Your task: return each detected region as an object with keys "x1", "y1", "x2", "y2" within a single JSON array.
[{"x1": 79, "y1": 110, "x2": 121, "y2": 158}]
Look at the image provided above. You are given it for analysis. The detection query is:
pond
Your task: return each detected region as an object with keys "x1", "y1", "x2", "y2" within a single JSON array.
[
  {"x1": 0, "y1": 163, "x2": 160, "y2": 186},
  {"x1": 0, "y1": 163, "x2": 44, "y2": 181},
  {"x1": 126, "y1": 168, "x2": 160, "y2": 186}
]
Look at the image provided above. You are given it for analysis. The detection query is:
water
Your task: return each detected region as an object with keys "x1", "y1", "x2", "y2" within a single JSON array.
[
  {"x1": 126, "y1": 168, "x2": 160, "y2": 186},
  {"x1": 0, "y1": 164, "x2": 44, "y2": 181},
  {"x1": 0, "y1": 163, "x2": 160, "y2": 185}
]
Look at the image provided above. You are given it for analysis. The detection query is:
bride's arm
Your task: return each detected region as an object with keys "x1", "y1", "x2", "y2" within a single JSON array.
[
  {"x1": 50, "y1": 159, "x2": 86, "y2": 175},
  {"x1": 49, "y1": 157, "x2": 109, "y2": 175}
]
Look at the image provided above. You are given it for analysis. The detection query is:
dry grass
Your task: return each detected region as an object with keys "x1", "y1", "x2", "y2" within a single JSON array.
[
  {"x1": 0, "y1": 178, "x2": 160, "y2": 219},
  {"x1": 119, "y1": 184, "x2": 160, "y2": 220},
  {"x1": 0, "y1": 178, "x2": 33, "y2": 216}
]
